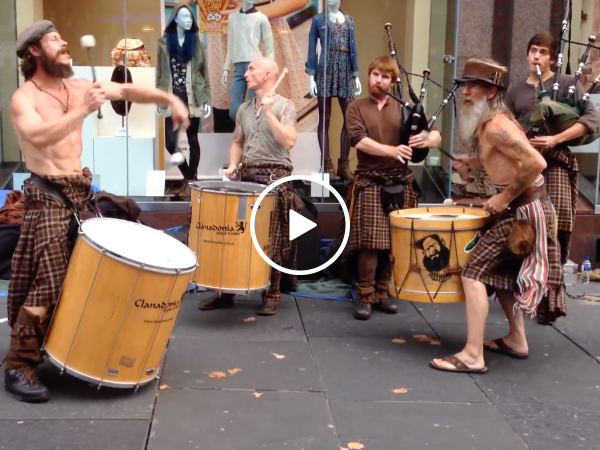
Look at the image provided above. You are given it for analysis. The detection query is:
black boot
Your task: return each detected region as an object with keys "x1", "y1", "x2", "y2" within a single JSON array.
[
  {"x1": 4, "y1": 308, "x2": 50, "y2": 403},
  {"x1": 198, "y1": 293, "x2": 235, "y2": 310},
  {"x1": 258, "y1": 291, "x2": 280, "y2": 316}
]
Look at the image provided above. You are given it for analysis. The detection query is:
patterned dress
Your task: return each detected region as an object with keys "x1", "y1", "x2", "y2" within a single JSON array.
[{"x1": 314, "y1": 19, "x2": 354, "y2": 99}]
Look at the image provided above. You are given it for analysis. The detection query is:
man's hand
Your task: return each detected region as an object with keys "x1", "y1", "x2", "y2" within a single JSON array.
[
  {"x1": 530, "y1": 135, "x2": 559, "y2": 151},
  {"x1": 83, "y1": 82, "x2": 106, "y2": 115},
  {"x1": 225, "y1": 165, "x2": 238, "y2": 180},
  {"x1": 260, "y1": 94, "x2": 274, "y2": 115},
  {"x1": 452, "y1": 154, "x2": 476, "y2": 173},
  {"x1": 387, "y1": 145, "x2": 412, "y2": 162},
  {"x1": 483, "y1": 192, "x2": 511, "y2": 214},
  {"x1": 169, "y1": 97, "x2": 190, "y2": 131},
  {"x1": 408, "y1": 132, "x2": 428, "y2": 148}
]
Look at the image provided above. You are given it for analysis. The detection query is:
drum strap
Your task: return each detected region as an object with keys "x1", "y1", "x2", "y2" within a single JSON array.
[{"x1": 394, "y1": 220, "x2": 463, "y2": 302}]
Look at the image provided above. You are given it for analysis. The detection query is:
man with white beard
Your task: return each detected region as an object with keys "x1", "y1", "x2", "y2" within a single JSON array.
[{"x1": 430, "y1": 58, "x2": 564, "y2": 374}]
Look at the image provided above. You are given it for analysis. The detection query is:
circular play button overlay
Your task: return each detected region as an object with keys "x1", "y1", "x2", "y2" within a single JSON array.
[{"x1": 249, "y1": 175, "x2": 350, "y2": 276}]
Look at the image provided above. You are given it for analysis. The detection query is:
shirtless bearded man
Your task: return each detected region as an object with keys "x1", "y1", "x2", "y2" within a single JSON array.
[
  {"x1": 3, "y1": 21, "x2": 190, "y2": 403},
  {"x1": 430, "y1": 58, "x2": 564, "y2": 374}
]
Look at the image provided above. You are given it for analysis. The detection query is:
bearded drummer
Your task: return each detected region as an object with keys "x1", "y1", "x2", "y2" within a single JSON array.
[
  {"x1": 3, "y1": 21, "x2": 190, "y2": 403},
  {"x1": 197, "y1": 57, "x2": 302, "y2": 316},
  {"x1": 430, "y1": 58, "x2": 564, "y2": 374},
  {"x1": 342, "y1": 55, "x2": 441, "y2": 320}
]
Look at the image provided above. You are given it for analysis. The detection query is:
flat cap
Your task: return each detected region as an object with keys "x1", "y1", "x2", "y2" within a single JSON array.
[{"x1": 16, "y1": 20, "x2": 57, "y2": 58}]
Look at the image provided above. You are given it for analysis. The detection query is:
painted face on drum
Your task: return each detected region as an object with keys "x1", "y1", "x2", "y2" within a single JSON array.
[{"x1": 415, "y1": 234, "x2": 450, "y2": 273}]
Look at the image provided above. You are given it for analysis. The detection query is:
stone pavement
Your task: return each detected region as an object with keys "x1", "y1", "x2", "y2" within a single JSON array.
[{"x1": 0, "y1": 283, "x2": 599, "y2": 450}]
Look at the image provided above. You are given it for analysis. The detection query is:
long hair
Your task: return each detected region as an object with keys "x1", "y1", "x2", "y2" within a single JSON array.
[{"x1": 19, "y1": 42, "x2": 41, "y2": 81}]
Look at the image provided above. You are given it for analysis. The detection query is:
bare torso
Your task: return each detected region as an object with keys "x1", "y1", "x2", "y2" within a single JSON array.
[
  {"x1": 476, "y1": 114, "x2": 525, "y2": 188},
  {"x1": 14, "y1": 78, "x2": 89, "y2": 176}
]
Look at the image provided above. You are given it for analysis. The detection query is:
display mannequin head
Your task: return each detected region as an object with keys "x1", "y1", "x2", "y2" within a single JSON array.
[
  {"x1": 326, "y1": 0, "x2": 341, "y2": 12},
  {"x1": 241, "y1": 0, "x2": 254, "y2": 11},
  {"x1": 175, "y1": 7, "x2": 194, "y2": 32}
]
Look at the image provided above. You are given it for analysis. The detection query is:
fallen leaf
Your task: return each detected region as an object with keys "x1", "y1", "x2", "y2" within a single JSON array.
[
  {"x1": 207, "y1": 371, "x2": 227, "y2": 378},
  {"x1": 340, "y1": 447, "x2": 349, "y2": 450},
  {"x1": 17, "y1": 421, "x2": 23, "y2": 424},
  {"x1": 244, "y1": 317, "x2": 256, "y2": 322},
  {"x1": 348, "y1": 443, "x2": 365, "y2": 450},
  {"x1": 413, "y1": 334, "x2": 429, "y2": 340},
  {"x1": 392, "y1": 387, "x2": 408, "y2": 394},
  {"x1": 271, "y1": 352, "x2": 286, "y2": 359},
  {"x1": 253, "y1": 392, "x2": 263, "y2": 398},
  {"x1": 159, "y1": 384, "x2": 169, "y2": 390},
  {"x1": 429, "y1": 339, "x2": 441, "y2": 345},
  {"x1": 221, "y1": 428, "x2": 225, "y2": 431},
  {"x1": 228, "y1": 368, "x2": 242, "y2": 375},
  {"x1": 392, "y1": 338, "x2": 406, "y2": 344}
]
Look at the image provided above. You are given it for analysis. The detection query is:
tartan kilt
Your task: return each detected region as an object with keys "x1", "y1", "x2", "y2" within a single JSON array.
[
  {"x1": 7, "y1": 170, "x2": 93, "y2": 327},
  {"x1": 461, "y1": 197, "x2": 565, "y2": 315},
  {"x1": 344, "y1": 178, "x2": 418, "y2": 252},
  {"x1": 543, "y1": 147, "x2": 578, "y2": 233}
]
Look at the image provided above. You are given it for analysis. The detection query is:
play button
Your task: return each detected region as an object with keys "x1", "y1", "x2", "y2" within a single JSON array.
[
  {"x1": 289, "y1": 210, "x2": 317, "y2": 241},
  {"x1": 249, "y1": 175, "x2": 350, "y2": 276}
]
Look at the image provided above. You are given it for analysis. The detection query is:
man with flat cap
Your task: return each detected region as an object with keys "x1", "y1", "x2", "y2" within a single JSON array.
[
  {"x1": 429, "y1": 58, "x2": 563, "y2": 374},
  {"x1": 3, "y1": 21, "x2": 190, "y2": 403}
]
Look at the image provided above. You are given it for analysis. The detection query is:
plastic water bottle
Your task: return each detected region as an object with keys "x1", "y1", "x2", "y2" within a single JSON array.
[{"x1": 580, "y1": 256, "x2": 592, "y2": 284}]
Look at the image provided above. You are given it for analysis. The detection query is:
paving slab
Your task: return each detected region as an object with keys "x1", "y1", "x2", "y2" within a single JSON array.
[
  {"x1": 412, "y1": 296, "x2": 513, "y2": 324},
  {"x1": 147, "y1": 389, "x2": 340, "y2": 450},
  {"x1": 174, "y1": 292, "x2": 307, "y2": 342},
  {"x1": 329, "y1": 400, "x2": 528, "y2": 450},
  {"x1": 553, "y1": 298, "x2": 600, "y2": 361},
  {"x1": 160, "y1": 338, "x2": 323, "y2": 392},
  {"x1": 308, "y1": 335, "x2": 488, "y2": 403},
  {"x1": 492, "y1": 397, "x2": 600, "y2": 450},
  {"x1": 0, "y1": 419, "x2": 149, "y2": 450},
  {"x1": 296, "y1": 296, "x2": 426, "y2": 338}
]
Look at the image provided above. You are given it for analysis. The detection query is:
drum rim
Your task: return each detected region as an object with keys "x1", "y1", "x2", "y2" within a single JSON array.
[
  {"x1": 80, "y1": 218, "x2": 198, "y2": 274},
  {"x1": 43, "y1": 349, "x2": 159, "y2": 388},
  {"x1": 389, "y1": 206, "x2": 488, "y2": 230},
  {"x1": 190, "y1": 180, "x2": 275, "y2": 196}
]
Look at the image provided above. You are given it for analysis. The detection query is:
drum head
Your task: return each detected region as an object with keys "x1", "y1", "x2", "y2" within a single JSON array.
[
  {"x1": 190, "y1": 180, "x2": 273, "y2": 196},
  {"x1": 80, "y1": 218, "x2": 197, "y2": 271}
]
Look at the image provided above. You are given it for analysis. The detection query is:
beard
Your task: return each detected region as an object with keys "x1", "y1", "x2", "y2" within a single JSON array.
[
  {"x1": 368, "y1": 82, "x2": 387, "y2": 99},
  {"x1": 457, "y1": 97, "x2": 488, "y2": 144},
  {"x1": 40, "y1": 48, "x2": 73, "y2": 79}
]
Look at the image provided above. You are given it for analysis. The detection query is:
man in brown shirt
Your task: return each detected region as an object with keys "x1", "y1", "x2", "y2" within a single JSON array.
[
  {"x1": 343, "y1": 55, "x2": 441, "y2": 320},
  {"x1": 505, "y1": 31, "x2": 598, "y2": 324}
]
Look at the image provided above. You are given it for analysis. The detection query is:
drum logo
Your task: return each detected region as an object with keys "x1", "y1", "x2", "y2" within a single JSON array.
[
  {"x1": 134, "y1": 298, "x2": 183, "y2": 312},
  {"x1": 414, "y1": 234, "x2": 451, "y2": 282},
  {"x1": 464, "y1": 232, "x2": 480, "y2": 253},
  {"x1": 196, "y1": 221, "x2": 247, "y2": 235}
]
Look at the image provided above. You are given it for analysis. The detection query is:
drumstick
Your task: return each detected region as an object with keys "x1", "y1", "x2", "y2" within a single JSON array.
[
  {"x1": 256, "y1": 67, "x2": 289, "y2": 117},
  {"x1": 444, "y1": 198, "x2": 511, "y2": 211}
]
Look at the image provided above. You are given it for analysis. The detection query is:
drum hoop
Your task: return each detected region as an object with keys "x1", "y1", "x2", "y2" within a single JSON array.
[
  {"x1": 390, "y1": 224, "x2": 483, "y2": 231},
  {"x1": 190, "y1": 181, "x2": 275, "y2": 197},
  {"x1": 80, "y1": 232, "x2": 197, "y2": 275}
]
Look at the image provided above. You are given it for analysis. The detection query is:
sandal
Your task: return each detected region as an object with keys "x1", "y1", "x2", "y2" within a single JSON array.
[
  {"x1": 484, "y1": 338, "x2": 529, "y2": 359},
  {"x1": 430, "y1": 355, "x2": 488, "y2": 374}
]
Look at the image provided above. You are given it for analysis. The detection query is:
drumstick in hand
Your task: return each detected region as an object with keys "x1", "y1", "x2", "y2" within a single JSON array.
[{"x1": 257, "y1": 68, "x2": 289, "y2": 117}]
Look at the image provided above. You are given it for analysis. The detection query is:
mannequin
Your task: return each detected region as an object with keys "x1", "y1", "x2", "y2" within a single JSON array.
[
  {"x1": 306, "y1": 0, "x2": 360, "y2": 182},
  {"x1": 157, "y1": 4, "x2": 212, "y2": 195},
  {"x1": 222, "y1": 0, "x2": 274, "y2": 121}
]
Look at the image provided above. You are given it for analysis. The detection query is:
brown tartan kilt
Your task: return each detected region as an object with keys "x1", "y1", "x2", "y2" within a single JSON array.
[
  {"x1": 461, "y1": 197, "x2": 565, "y2": 316},
  {"x1": 344, "y1": 177, "x2": 419, "y2": 253},
  {"x1": 7, "y1": 170, "x2": 93, "y2": 327}
]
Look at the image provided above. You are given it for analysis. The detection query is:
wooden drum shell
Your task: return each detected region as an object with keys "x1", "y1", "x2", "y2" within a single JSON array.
[
  {"x1": 187, "y1": 181, "x2": 275, "y2": 294},
  {"x1": 389, "y1": 206, "x2": 488, "y2": 303},
  {"x1": 44, "y1": 219, "x2": 196, "y2": 388}
]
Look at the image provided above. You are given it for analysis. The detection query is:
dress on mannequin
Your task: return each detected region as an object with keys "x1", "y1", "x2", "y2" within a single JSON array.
[
  {"x1": 156, "y1": 4, "x2": 211, "y2": 194},
  {"x1": 222, "y1": 0, "x2": 274, "y2": 122},
  {"x1": 306, "y1": 1, "x2": 360, "y2": 182}
]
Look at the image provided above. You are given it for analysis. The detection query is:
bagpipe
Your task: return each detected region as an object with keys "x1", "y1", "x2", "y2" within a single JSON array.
[
  {"x1": 381, "y1": 23, "x2": 460, "y2": 164},
  {"x1": 525, "y1": 0, "x2": 600, "y2": 146}
]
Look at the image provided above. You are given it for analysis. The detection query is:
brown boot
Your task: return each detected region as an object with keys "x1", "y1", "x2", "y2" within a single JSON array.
[
  {"x1": 198, "y1": 293, "x2": 235, "y2": 310},
  {"x1": 354, "y1": 250, "x2": 378, "y2": 320},
  {"x1": 325, "y1": 159, "x2": 340, "y2": 182},
  {"x1": 337, "y1": 158, "x2": 354, "y2": 182},
  {"x1": 258, "y1": 291, "x2": 279, "y2": 316},
  {"x1": 373, "y1": 251, "x2": 397, "y2": 314},
  {"x1": 4, "y1": 308, "x2": 50, "y2": 403}
]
